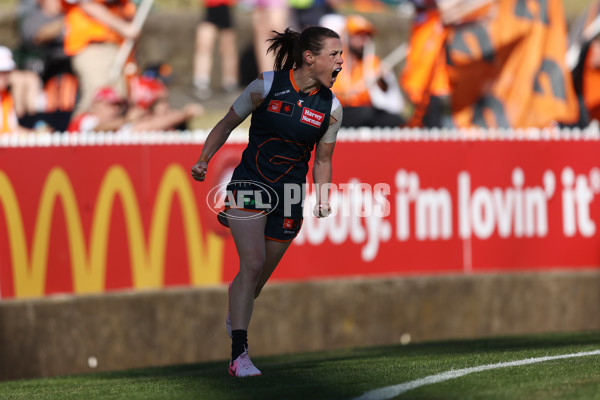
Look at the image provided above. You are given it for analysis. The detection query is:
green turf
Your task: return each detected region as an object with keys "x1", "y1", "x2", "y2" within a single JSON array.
[{"x1": 1, "y1": 331, "x2": 600, "y2": 400}]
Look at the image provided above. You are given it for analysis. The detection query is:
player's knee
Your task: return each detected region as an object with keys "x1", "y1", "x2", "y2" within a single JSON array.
[{"x1": 240, "y1": 256, "x2": 265, "y2": 283}]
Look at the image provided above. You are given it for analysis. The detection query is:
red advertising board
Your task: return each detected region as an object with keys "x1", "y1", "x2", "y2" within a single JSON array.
[{"x1": 1, "y1": 132, "x2": 600, "y2": 299}]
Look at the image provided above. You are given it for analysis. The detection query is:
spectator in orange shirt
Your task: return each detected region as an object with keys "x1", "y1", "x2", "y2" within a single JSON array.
[
  {"x1": 19, "y1": 0, "x2": 79, "y2": 132},
  {"x1": 333, "y1": 14, "x2": 405, "y2": 128},
  {"x1": 399, "y1": 1, "x2": 452, "y2": 128},
  {"x1": 0, "y1": 47, "x2": 35, "y2": 134},
  {"x1": 61, "y1": 0, "x2": 140, "y2": 115}
]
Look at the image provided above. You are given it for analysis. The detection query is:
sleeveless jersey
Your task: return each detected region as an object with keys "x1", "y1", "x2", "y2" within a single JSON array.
[{"x1": 231, "y1": 69, "x2": 333, "y2": 189}]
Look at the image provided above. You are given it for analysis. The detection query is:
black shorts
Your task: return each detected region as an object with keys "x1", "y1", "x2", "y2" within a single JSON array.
[
  {"x1": 204, "y1": 5, "x2": 234, "y2": 30},
  {"x1": 217, "y1": 180, "x2": 303, "y2": 242}
]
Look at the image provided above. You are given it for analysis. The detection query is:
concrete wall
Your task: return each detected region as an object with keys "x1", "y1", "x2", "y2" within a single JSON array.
[{"x1": 2, "y1": 270, "x2": 600, "y2": 381}]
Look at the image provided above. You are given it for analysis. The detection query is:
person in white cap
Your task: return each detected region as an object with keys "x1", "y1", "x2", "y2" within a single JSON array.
[
  {"x1": 0, "y1": 47, "x2": 36, "y2": 134},
  {"x1": 0, "y1": 46, "x2": 17, "y2": 73}
]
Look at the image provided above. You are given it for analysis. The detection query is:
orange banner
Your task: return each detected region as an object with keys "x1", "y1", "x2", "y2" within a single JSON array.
[
  {"x1": 3, "y1": 133, "x2": 600, "y2": 299},
  {"x1": 403, "y1": 0, "x2": 580, "y2": 128}
]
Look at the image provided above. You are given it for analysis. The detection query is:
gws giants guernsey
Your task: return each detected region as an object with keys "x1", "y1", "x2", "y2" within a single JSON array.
[{"x1": 231, "y1": 70, "x2": 334, "y2": 189}]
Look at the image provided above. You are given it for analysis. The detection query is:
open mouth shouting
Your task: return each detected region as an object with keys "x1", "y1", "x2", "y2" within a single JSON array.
[{"x1": 331, "y1": 68, "x2": 342, "y2": 85}]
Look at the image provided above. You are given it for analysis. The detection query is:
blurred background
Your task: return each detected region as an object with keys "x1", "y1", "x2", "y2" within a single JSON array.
[{"x1": 0, "y1": 0, "x2": 595, "y2": 132}]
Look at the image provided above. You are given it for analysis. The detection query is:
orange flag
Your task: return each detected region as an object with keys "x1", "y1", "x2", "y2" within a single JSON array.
[
  {"x1": 447, "y1": 0, "x2": 579, "y2": 128},
  {"x1": 401, "y1": 0, "x2": 580, "y2": 128}
]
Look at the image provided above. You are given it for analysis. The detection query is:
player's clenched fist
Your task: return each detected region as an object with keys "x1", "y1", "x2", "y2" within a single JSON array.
[
  {"x1": 191, "y1": 161, "x2": 208, "y2": 182},
  {"x1": 313, "y1": 203, "x2": 332, "y2": 218}
]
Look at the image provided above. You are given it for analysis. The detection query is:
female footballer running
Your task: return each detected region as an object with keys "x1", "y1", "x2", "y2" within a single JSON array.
[{"x1": 191, "y1": 25, "x2": 343, "y2": 377}]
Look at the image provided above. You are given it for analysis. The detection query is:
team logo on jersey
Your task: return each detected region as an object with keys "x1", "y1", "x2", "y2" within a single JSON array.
[
  {"x1": 300, "y1": 107, "x2": 325, "y2": 128},
  {"x1": 268, "y1": 100, "x2": 295, "y2": 116},
  {"x1": 283, "y1": 218, "x2": 299, "y2": 230}
]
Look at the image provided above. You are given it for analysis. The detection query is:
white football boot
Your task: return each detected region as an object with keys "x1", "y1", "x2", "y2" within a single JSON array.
[{"x1": 229, "y1": 348, "x2": 262, "y2": 377}]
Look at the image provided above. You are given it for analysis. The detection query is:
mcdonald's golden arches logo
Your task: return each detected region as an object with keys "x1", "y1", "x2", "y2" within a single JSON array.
[{"x1": 0, "y1": 164, "x2": 224, "y2": 299}]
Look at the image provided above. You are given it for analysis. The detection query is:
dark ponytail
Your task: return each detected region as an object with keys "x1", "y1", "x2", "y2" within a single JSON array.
[{"x1": 267, "y1": 26, "x2": 340, "y2": 71}]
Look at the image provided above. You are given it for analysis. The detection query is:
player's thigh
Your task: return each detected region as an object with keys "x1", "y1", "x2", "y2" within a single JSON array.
[
  {"x1": 261, "y1": 239, "x2": 292, "y2": 278},
  {"x1": 226, "y1": 208, "x2": 267, "y2": 266}
]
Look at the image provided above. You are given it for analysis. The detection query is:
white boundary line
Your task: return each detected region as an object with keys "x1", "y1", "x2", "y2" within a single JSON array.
[{"x1": 352, "y1": 349, "x2": 600, "y2": 400}]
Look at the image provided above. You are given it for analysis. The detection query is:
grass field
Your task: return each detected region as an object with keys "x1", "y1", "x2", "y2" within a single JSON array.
[{"x1": 1, "y1": 331, "x2": 599, "y2": 400}]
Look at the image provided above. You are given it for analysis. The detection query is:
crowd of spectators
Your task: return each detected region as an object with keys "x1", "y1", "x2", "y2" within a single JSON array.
[
  {"x1": 191, "y1": 0, "x2": 600, "y2": 131},
  {"x1": 2, "y1": 0, "x2": 204, "y2": 134},
  {"x1": 1, "y1": 0, "x2": 599, "y2": 134}
]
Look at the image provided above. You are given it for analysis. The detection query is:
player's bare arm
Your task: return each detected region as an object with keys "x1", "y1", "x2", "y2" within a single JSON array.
[
  {"x1": 313, "y1": 140, "x2": 335, "y2": 218},
  {"x1": 191, "y1": 108, "x2": 244, "y2": 182}
]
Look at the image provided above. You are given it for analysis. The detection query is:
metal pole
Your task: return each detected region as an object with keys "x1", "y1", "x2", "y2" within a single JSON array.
[{"x1": 108, "y1": 0, "x2": 155, "y2": 82}]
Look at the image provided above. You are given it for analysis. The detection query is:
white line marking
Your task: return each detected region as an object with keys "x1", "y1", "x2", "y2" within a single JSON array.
[{"x1": 352, "y1": 349, "x2": 600, "y2": 400}]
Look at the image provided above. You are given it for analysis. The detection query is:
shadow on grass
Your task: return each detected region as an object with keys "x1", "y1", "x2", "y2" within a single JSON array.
[{"x1": 32, "y1": 330, "x2": 599, "y2": 400}]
